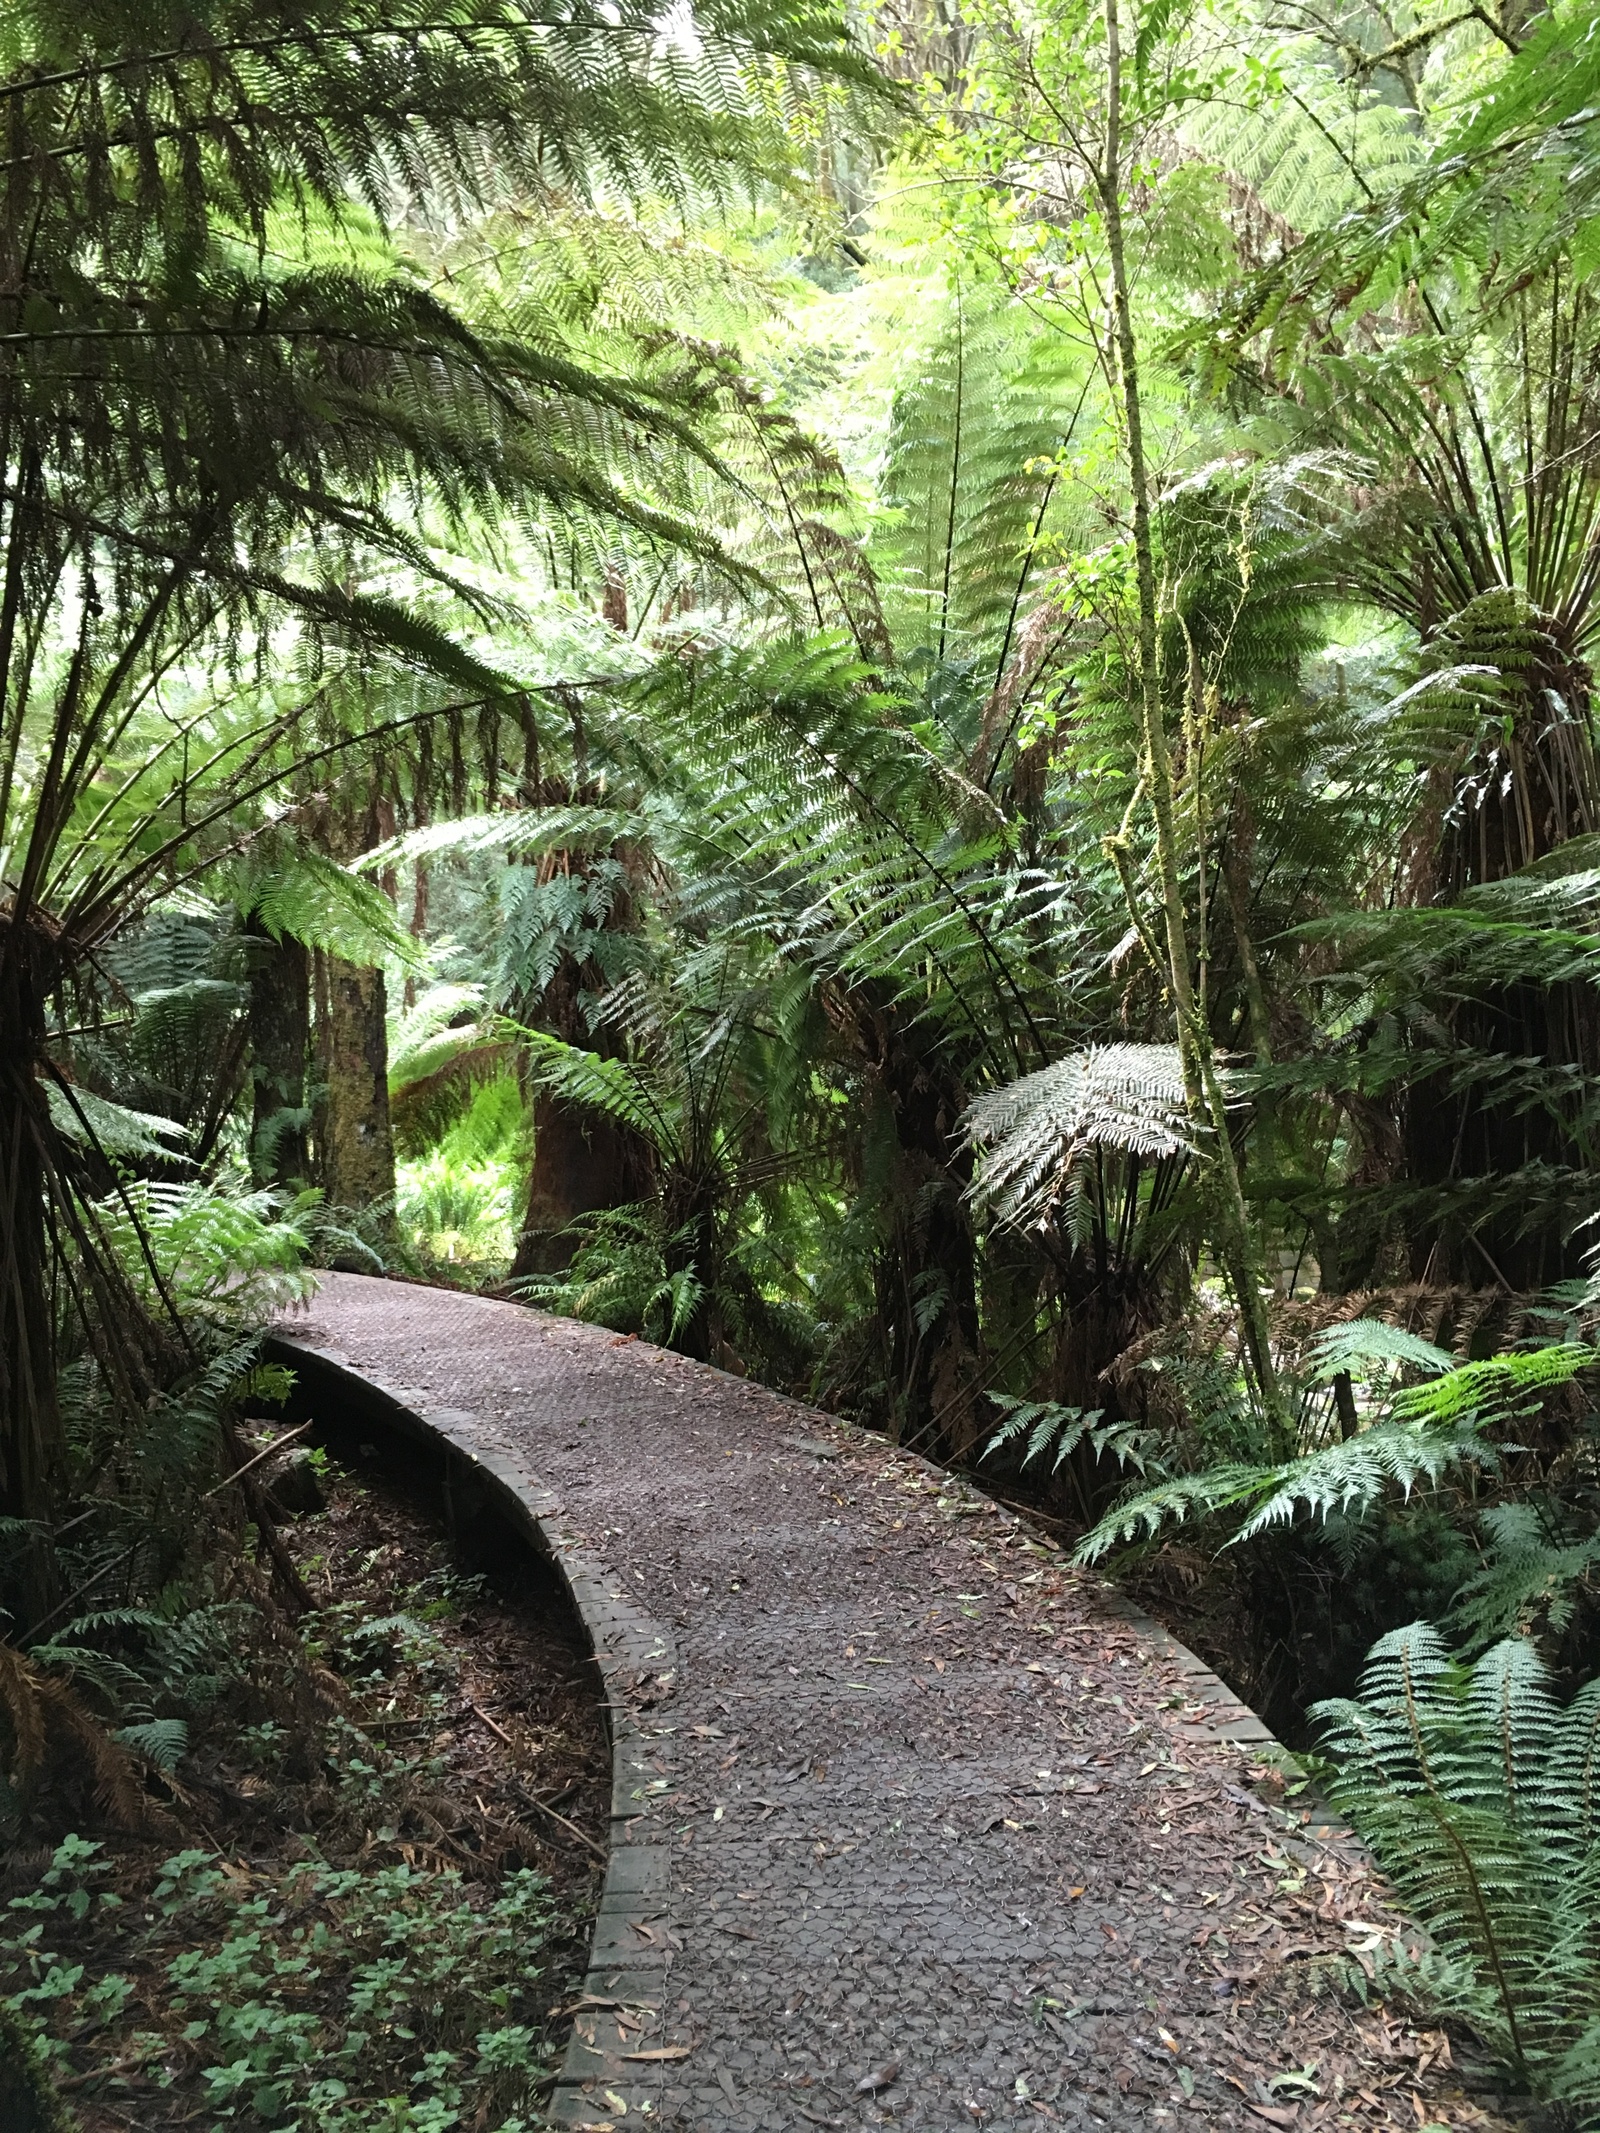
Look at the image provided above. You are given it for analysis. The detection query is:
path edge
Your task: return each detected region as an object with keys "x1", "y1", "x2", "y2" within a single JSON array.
[{"x1": 265, "y1": 1328, "x2": 675, "y2": 2129}]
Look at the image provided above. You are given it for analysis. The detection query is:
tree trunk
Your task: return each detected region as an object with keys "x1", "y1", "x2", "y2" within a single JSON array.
[
  {"x1": 246, "y1": 918, "x2": 310, "y2": 1189},
  {"x1": 510, "y1": 1092, "x2": 650, "y2": 1280},
  {"x1": 1096, "y1": 0, "x2": 1288, "y2": 1445},
  {"x1": 875, "y1": 1042, "x2": 983, "y2": 1460},
  {"x1": 509, "y1": 951, "x2": 652, "y2": 1280},
  {"x1": 1406, "y1": 622, "x2": 1600, "y2": 1288},
  {"x1": 318, "y1": 953, "x2": 397, "y2": 1236},
  {"x1": 0, "y1": 922, "x2": 64, "y2": 1622},
  {"x1": 0, "y1": 1057, "x2": 57, "y2": 1530}
]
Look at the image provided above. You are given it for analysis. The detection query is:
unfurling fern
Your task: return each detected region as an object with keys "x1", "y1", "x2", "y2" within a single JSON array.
[{"x1": 1314, "y1": 1626, "x2": 1600, "y2": 2120}]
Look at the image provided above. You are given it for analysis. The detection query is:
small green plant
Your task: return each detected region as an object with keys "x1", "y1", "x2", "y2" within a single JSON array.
[
  {"x1": 2, "y1": 1837, "x2": 568, "y2": 2131},
  {"x1": 1313, "y1": 1624, "x2": 1600, "y2": 2122}
]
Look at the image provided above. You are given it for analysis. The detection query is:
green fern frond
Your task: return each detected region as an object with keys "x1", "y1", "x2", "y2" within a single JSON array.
[
  {"x1": 1452, "y1": 1503, "x2": 1600, "y2": 1651},
  {"x1": 113, "y1": 1718, "x2": 190, "y2": 1772},
  {"x1": 1304, "y1": 1320, "x2": 1456, "y2": 1383},
  {"x1": 515, "y1": 1029, "x2": 673, "y2": 1155},
  {"x1": 1315, "y1": 1628, "x2": 1600, "y2": 2100},
  {"x1": 234, "y1": 845, "x2": 422, "y2": 968},
  {"x1": 981, "y1": 1396, "x2": 1161, "y2": 1477},
  {"x1": 46, "y1": 1084, "x2": 193, "y2": 1161}
]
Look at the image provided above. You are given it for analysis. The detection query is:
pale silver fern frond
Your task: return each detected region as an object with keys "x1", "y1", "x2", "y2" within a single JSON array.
[{"x1": 963, "y1": 1043, "x2": 1197, "y2": 1230}]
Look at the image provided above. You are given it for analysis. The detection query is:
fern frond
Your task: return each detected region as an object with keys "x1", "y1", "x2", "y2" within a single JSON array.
[
  {"x1": 981, "y1": 1395, "x2": 1161, "y2": 1476},
  {"x1": 1305, "y1": 1319, "x2": 1455, "y2": 1383},
  {"x1": 965, "y1": 1045, "x2": 1198, "y2": 1229},
  {"x1": 514, "y1": 1029, "x2": 673, "y2": 1155},
  {"x1": 1316, "y1": 1627, "x2": 1600, "y2": 2092},
  {"x1": 1452, "y1": 1503, "x2": 1600, "y2": 1650},
  {"x1": 46, "y1": 1083, "x2": 193, "y2": 1161}
]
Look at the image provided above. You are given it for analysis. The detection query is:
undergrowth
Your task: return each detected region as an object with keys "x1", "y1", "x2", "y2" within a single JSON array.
[
  {"x1": 0, "y1": 1438, "x2": 601, "y2": 2131},
  {"x1": 1315, "y1": 1625, "x2": 1600, "y2": 2128},
  {"x1": 6, "y1": 1837, "x2": 563, "y2": 2131}
]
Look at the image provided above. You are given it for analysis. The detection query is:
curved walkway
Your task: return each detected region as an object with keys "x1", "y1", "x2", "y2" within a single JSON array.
[{"x1": 273, "y1": 1274, "x2": 1485, "y2": 2133}]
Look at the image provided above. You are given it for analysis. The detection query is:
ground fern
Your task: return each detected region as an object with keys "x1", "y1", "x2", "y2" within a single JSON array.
[{"x1": 1315, "y1": 1625, "x2": 1600, "y2": 2120}]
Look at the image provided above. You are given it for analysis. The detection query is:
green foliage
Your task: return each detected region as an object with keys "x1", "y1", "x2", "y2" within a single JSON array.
[
  {"x1": 980, "y1": 1395, "x2": 1161, "y2": 1476},
  {"x1": 1076, "y1": 1339, "x2": 1596, "y2": 1564},
  {"x1": 3, "y1": 1833, "x2": 566, "y2": 2132},
  {"x1": 520, "y1": 1203, "x2": 709, "y2": 1344},
  {"x1": 964, "y1": 1044, "x2": 1196, "y2": 1236},
  {"x1": 1314, "y1": 1627, "x2": 1600, "y2": 2115},
  {"x1": 396, "y1": 1074, "x2": 526, "y2": 1273},
  {"x1": 92, "y1": 1179, "x2": 320, "y2": 1319},
  {"x1": 1451, "y1": 1504, "x2": 1600, "y2": 1653},
  {"x1": 0, "y1": 1994, "x2": 76, "y2": 2133}
]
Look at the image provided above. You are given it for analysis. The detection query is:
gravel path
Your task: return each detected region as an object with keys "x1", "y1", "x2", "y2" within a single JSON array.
[{"x1": 276, "y1": 1273, "x2": 1509, "y2": 2133}]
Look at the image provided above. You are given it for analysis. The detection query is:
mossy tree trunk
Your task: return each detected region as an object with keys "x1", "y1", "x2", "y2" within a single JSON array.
[
  {"x1": 311, "y1": 792, "x2": 398, "y2": 1246},
  {"x1": 317, "y1": 951, "x2": 397, "y2": 1234}
]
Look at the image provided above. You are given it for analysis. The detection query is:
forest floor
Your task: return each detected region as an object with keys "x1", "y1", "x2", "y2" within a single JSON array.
[
  {"x1": 280, "y1": 1273, "x2": 1535, "y2": 2133},
  {"x1": 0, "y1": 1423, "x2": 611, "y2": 2130}
]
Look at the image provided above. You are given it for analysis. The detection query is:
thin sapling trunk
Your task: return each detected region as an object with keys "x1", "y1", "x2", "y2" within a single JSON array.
[{"x1": 1095, "y1": 0, "x2": 1290, "y2": 1446}]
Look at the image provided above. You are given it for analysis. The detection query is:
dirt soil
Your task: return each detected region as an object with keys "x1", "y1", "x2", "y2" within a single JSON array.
[{"x1": 0, "y1": 1421, "x2": 611, "y2": 2130}]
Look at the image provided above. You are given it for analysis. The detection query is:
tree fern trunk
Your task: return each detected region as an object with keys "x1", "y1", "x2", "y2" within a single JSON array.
[
  {"x1": 874, "y1": 1044, "x2": 983, "y2": 1459},
  {"x1": 508, "y1": 944, "x2": 653, "y2": 1280},
  {"x1": 1407, "y1": 625, "x2": 1600, "y2": 1288},
  {"x1": 245, "y1": 917, "x2": 310, "y2": 1189},
  {"x1": 0, "y1": 924, "x2": 63, "y2": 1618},
  {"x1": 510, "y1": 1082, "x2": 651, "y2": 1280},
  {"x1": 319, "y1": 955, "x2": 397, "y2": 1235}
]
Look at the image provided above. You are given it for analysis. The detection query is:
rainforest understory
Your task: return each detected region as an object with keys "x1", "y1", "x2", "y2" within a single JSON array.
[{"x1": 4, "y1": 0, "x2": 1600, "y2": 2120}]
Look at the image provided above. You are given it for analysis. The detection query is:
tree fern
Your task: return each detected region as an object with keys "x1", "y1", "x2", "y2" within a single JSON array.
[
  {"x1": 963, "y1": 1044, "x2": 1198, "y2": 1233},
  {"x1": 0, "y1": 0, "x2": 877, "y2": 1562}
]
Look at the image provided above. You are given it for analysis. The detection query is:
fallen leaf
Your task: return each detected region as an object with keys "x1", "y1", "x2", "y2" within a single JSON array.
[
  {"x1": 856, "y1": 2059, "x2": 902, "y2": 2095},
  {"x1": 620, "y1": 2046, "x2": 692, "y2": 2062},
  {"x1": 795, "y1": 2110, "x2": 845, "y2": 2129},
  {"x1": 1247, "y1": 2108, "x2": 1298, "y2": 2126}
]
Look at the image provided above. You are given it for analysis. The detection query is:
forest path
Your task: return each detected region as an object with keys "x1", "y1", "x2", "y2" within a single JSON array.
[{"x1": 274, "y1": 1273, "x2": 1474, "y2": 2133}]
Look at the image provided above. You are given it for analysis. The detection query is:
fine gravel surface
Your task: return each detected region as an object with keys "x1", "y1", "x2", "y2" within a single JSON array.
[{"x1": 281, "y1": 1273, "x2": 1518, "y2": 2133}]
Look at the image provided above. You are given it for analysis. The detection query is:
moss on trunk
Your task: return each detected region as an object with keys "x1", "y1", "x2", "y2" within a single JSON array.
[{"x1": 318, "y1": 951, "x2": 397, "y2": 1243}]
